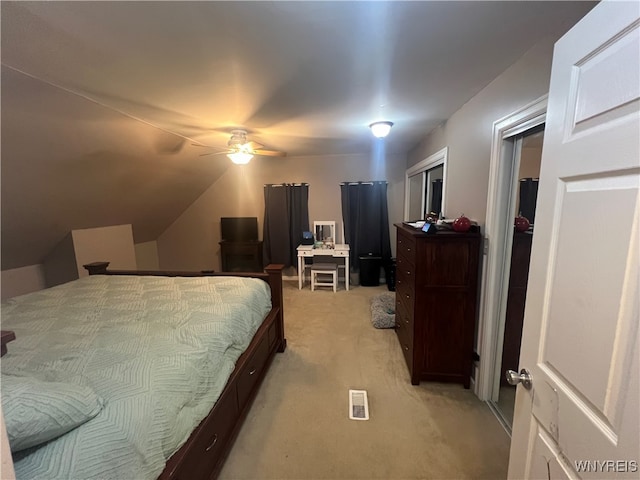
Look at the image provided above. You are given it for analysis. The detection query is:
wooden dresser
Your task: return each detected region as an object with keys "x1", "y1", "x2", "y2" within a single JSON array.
[
  {"x1": 394, "y1": 223, "x2": 481, "y2": 388},
  {"x1": 219, "y1": 240, "x2": 264, "y2": 272}
]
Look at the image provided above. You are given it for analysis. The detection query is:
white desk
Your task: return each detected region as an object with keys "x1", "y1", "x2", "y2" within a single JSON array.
[{"x1": 297, "y1": 244, "x2": 350, "y2": 291}]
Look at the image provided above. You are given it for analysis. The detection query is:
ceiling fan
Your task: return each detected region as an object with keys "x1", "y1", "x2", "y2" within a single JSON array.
[{"x1": 195, "y1": 129, "x2": 286, "y2": 164}]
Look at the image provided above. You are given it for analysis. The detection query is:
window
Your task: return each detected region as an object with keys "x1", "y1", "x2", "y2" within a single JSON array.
[{"x1": 404, "y1": 147, "x2": 448, "y2": 220}]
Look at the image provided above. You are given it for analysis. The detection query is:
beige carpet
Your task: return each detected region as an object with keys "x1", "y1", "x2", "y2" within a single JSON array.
[{"x1": 219, "y1": 281, "x2": 510, "y2": 480}]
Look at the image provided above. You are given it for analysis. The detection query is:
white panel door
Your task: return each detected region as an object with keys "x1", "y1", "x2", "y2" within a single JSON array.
[{"x1": 509, "y1": 1, "x2": 640, "y2": 479}]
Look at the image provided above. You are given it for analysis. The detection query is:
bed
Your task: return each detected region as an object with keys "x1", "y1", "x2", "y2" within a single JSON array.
[{"x1": 0, "y1": 261, "x2": 285, "y2": 480}]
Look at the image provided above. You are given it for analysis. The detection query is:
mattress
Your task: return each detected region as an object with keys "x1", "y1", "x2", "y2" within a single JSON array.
[{"x1": 1, "y1": 274, "x2": 272, "y2": 480}]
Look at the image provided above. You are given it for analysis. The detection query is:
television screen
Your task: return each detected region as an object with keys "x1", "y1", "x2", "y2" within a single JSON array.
[{"x1": 220, "y1": 217, "x2": 259, "y2": 241}]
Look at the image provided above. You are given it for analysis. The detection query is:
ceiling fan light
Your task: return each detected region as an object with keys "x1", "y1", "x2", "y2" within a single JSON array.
[
  {"x1": 228, "y1": 152, "x2": 253, "y2": 164},
  {"x1": 369, "y1": 121, "x2": 394, "y2": 138}
]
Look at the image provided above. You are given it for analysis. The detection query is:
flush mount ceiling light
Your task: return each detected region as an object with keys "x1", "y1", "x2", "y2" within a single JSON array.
[{"x1": 369, "y1": 121, "x2": 394, "y2": 138}]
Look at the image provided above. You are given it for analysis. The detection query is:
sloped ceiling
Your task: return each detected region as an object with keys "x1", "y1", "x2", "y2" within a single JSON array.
[{"x1": 0, "y1": 1, "x2": 595, "y2": 270}]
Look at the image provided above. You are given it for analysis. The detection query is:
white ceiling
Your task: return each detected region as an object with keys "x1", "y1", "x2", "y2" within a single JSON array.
[{"x1": 0, "y1": 1, "x2": 595, "y2": 269}]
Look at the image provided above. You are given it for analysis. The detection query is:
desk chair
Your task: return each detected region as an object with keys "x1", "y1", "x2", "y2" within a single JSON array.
[{"x1": 310, "y1": 263, "x2": 338, "y2": 292}]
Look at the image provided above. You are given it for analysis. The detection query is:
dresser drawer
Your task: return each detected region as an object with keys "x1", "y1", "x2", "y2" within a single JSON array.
[
  {"x1": 394, "y1": 273, "x2": 414, "y2": 295},
  {"x1": 395, "y1": 294, "x2": 413, "y2": 330},
  {"x1": 396, "y1": 258, "x2": 416, "y2": 288},
  {"x1": 395, "y1": 271, "x2": 415, "y2": 307},
  {"x1": 396, "y1": 280, "x2": 415, "y2": 307},
  {"x1": 169, "y1": 386, "x2": 239, "y2": 480},
  {"x1": 395, "y1": 319, "x2": 414, "y2": 370},
  {"x1": 396, "y1": 242, "x2": 416, "y2": 267},
  {"x1": 237, "y1": 333, "x2": 270, "y2": 409},
  {"x1": 396, "y1": 231, "x2": 416, "y2": 259}
]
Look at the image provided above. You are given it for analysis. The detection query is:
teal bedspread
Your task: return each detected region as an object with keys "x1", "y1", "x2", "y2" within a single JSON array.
[{"x1": 1, "y1": 274, "x2": 272, "y2": 480}]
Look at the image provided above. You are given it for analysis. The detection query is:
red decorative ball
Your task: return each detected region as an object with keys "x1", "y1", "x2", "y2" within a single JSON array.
[
  {"x1": 514, "y1": 215, "x2": 530, "y2": 232},
  {"x1": 452, "y1": 215, "x2": 472, "y2": 232}
]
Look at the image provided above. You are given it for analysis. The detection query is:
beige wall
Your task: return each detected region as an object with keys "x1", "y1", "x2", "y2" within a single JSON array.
[
  {"x1": 41, "y1": 224, "x2": 137, "y2": 288},
  {"x1": 519, "y1": 145, "x2": 543, "y2": 180},
  {"x1": 135, "y1": 241, "x2": 160, "y2": 270},
  {"x1": 2, "y1": 236, "x2": 157, "y2": 298},
  {"x1": 408, "y1": 33, "x2": 561, "y2": 226},
  {"x1": 42, "y1": 233, "x2": 78, "y2": 287},
  {"x1": 0, "y1": 264, "x2": 46, "y2": 300},
  {"x1": 157, "y1": 152, "x2": 406, "y2": 271}
]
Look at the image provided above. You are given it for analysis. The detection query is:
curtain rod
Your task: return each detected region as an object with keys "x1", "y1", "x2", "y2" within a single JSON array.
[
  {"x1": 264, "y1": 183, "x2": 309, "y2": 187},
  {"x1": 340, "y1": 181, "x2": 388, "y2": 185}
]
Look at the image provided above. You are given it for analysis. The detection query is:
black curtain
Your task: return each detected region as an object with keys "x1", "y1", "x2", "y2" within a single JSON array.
[
  {"x1": 340, "y1": 181, "x2": 392, "y2": 269},
  {"x1": 263, "y1": 183, "x2": 309, "y2": 267},
  {"x1": 518, "y1": 178, "x2": 539, "y2": 223},
  {"x1": 431, "y1": 179, "x2": 443, "y2": 215}
]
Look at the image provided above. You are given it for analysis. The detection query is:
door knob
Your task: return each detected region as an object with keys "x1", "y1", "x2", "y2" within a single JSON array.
[{"x1": 505, "y1": 368, "x2": 532, "y2": 389}]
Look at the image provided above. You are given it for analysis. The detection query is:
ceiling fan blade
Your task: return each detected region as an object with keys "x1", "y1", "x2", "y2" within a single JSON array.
[
  {"x1": 199, "y1": 150, "x2": 228, "y2": 157},
  {"x1": 248, "y1": 140, "x2": 265, "y2": 150},
  {"x1": 254, "y1": 149, "x2": 287, "y2": 157}
]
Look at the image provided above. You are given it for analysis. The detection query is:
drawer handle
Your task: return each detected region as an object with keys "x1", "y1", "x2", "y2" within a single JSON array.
[
  {"x1": 407, "y1": 247, "x2": 411, "y2": 252},
  {"x1": 205, "y1": 434, "x2": 218, "y2": 452},
  {"x1": 404, "y1": 345, "x2": 409, "y2": 351},
  {"x1": 249, "y1": 368, "x2": 257, "y2": 375},
  {"x1": 405, "y1": 318, "x2": 409, "y2": 324},
  {"x1": 405, "y1": 294, "x2": 410, "y2": 300},
  {"x1": 406, "y1": 270, "x2": 412, "y2": 275}
]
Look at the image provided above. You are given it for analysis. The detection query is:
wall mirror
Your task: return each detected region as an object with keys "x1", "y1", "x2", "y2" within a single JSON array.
[
  {"x1": 404, "y1": 147, "x2": 448, "y2": 220},
  {"x1": 313, "y1": 221, "x2": 336, "y2": 247}
]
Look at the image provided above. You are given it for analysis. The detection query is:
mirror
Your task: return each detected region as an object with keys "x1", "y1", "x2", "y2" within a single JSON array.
[
  {"x1": 405, "y1": 147, "x2": 447, "y2": 220},
  {"x1": 426, "y1": 165, "x2": 444, "y2": 215},
  {"x1": 313, "y1": 221, "x2": 336, "y2": 248}
]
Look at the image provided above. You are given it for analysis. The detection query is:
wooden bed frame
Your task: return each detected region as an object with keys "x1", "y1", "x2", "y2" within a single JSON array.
[{"x1": 83, "y1": 262, "x2": 286, "y2": 480}]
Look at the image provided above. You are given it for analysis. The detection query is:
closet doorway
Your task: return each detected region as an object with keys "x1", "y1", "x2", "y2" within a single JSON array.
[
  {"x1": 492, "y1": 127, "x2": 543, "y2": 429},
  {"x1": 475, "y1": 96, "x2": 546, "y2": 434}
]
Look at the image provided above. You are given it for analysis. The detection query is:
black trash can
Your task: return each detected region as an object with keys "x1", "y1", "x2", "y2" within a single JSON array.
[
  {"x1": 384, "y1": 258, "x2": 396, "y2": 291},
  {"x1": 359, "y1": 253, "x2": 382, "y2": 286}
]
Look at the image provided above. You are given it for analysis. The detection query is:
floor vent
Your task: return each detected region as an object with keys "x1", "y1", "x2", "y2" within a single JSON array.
[{"x1": 349, "y1": 389, "x2": 369, "y2": 420}]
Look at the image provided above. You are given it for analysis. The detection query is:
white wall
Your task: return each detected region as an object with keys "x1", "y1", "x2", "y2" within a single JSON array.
[
  {"x1": 406, "y1": 29, "x2": 580, "y2": 370},
  {"x1": 0, "y1": 264, "x2": 46, "y2": 300},
  {"x1": 157, "y1": 152, "x2": 406, "y2": 271},
  {"x1": 408, "y1": 33, "x2": 562, "y2": 227}
]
